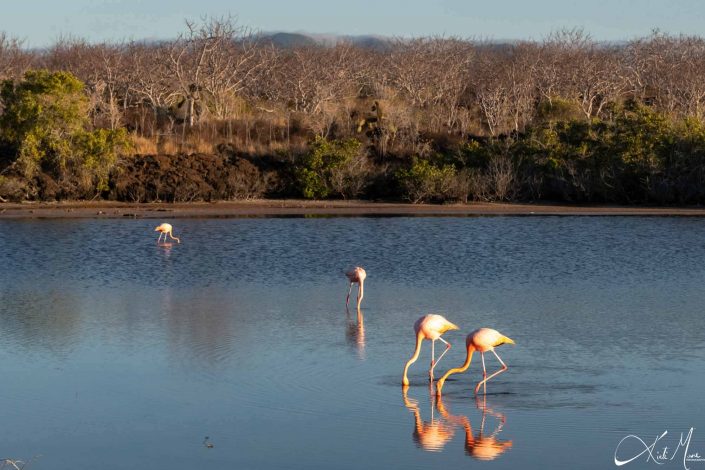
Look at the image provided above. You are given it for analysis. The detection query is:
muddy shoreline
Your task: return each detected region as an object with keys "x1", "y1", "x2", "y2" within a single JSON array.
[{"x1": 3, "y1": 200, "x2": 705, "y2": 219}]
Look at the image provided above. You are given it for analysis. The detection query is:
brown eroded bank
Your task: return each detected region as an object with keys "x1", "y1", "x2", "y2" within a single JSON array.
[{"x1": 3, "y1": 200, "x2": 705, "y2": 219}]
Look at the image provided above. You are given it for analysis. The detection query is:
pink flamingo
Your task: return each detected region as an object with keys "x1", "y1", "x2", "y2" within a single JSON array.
[
  {"x1": 345, "y1": 267, "x2": 366, "y2": 308},
  {"x1": 154, "y1": 223, "x2": 180, "y2": 244},
  {"x1": 436, "y1": 328, "x2": 514, "y2": 395},
  {"x1": 402, "y1": 314, "x2": 460, "y2": 386}
]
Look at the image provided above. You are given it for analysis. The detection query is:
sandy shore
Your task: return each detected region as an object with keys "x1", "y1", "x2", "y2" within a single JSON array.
[{"x1": 2, "y1": 200, "x2": 705, "y2": 218}]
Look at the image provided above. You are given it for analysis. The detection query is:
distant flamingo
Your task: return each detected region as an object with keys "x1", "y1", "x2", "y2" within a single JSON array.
[
  {"x1": 344, "y1": 267, "x2": 366, "y2": 309},
  {"x1": 154, "y1": 223, "x2": 180, "y2": 244},
  {"x1": 402, "y1": 314, "x2": 460, "y2": 386},
  {"x1": 436, "y1": 328, "x2": 514, "y2": 395}
]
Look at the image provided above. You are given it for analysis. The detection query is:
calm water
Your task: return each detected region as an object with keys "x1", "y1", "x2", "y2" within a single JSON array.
[{"x1": 1, "y1": 216, "x2": 705, "y2": 469}]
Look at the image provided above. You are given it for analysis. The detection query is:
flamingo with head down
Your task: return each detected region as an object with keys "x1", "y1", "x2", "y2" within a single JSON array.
[
  {"x1": 344, "y1": 267, "x2": 366, "y2": 309},
  {"x1": 402, "y1": 314, "x2": 460, "y2": 386},
  {"x1": 436, "y1": 328, "x2": 514, "y2": 395},
  {"x1": 154, "y1": 223, "x2": 180, "y2": 244}
]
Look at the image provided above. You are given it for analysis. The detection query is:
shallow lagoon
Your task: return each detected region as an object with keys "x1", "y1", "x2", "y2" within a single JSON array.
[{"x1": 1, "y1": 216, "x2": 704, "y2": 469}]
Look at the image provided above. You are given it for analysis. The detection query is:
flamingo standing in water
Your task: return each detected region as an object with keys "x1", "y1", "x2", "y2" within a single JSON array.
[
  {"x1": 154, "y1": 223, "x2": 180, "y2": 244},
  {"x1": 345, "y1": 267, "x2": 366, "y2": 309},
  {"x1": 436, "y1": 328, "x2": 514, "y2": 395},
  {"x1": 402, "y1": 314, "x2": 460, "y2": 386}
]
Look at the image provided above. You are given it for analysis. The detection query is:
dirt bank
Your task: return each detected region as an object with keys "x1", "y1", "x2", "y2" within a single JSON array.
[{"x1": 2, "y1": 200, "x2": 705, "y2": 219}]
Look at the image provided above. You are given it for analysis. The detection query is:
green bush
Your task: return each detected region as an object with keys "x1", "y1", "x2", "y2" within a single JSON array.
[
  {"x1": 296, "y1": 136, "x2": 363, "y2": 199},
  {"x1": 396, "y1": 158, "x2": 458, "y2": 203},
  {"x1": 0, "y1": 70, "x2": 129, "y2": 195}
]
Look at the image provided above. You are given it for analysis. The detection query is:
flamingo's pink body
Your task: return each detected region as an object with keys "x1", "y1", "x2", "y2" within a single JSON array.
[
  {"x1": 154, "y1": 223, "x2": 180, "y2": 244},
  {"x1": 402, "y1": 314, "x2": 460, "y2": 386},
  {"x1": 436, "y1": 328, "x2": 514, "y2": 395},
  {"x1": 345, "y1": 267, "x2": 367, "y2": 309}
]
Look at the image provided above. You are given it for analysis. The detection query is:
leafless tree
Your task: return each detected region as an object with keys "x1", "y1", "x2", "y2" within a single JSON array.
[
  {"x1": 168, "y1": 16, "x2": 260, "y2": 126},
  {"x1": 0, "y1": 33, "x2": 32, "y2": 81}
]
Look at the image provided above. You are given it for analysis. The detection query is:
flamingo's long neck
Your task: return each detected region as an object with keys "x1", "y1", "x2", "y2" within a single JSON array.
[
  {"x1": 169, "y1": 231, "x2": 180, "y2": 243},
  {"x1": 437, "y1": 345, "x2": 475, "y2": 394},
  {"x1": 402, "y1": 331, "x2": 424, "y2": 386}
]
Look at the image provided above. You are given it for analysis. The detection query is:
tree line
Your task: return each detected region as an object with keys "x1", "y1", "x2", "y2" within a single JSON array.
[{"x1": 2, "y1": 19, "x2": 705, "y2": 203}]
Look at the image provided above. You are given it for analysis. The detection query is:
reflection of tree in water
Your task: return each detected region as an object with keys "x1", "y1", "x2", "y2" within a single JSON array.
[
  {"x1": 162, "y1": 288, "x2": 239, "y2": 368},
  {"x1": 0, "y1": 288, "x2": 82, "y2": 357},
  {"x1": 345, "y1": 307, "x2": 365, "y2": 360}
]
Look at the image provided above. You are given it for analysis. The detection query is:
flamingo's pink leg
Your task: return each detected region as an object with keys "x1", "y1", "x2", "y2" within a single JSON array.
[
  {"x1": 429, "y1": 339, "x2": 435, "y2": 381},
  {"x1": 433, "y1": 337, "x2": 451, "y2": 371},
  {"x1": 346, "y1": 282, "x2": 353, "y2": 306},
  {"x1": 475, "y1": 349, "x2": 508, "y2": 395},
  {"x1": 480, "y1": 352, "x2": 487, "y2": 394}
]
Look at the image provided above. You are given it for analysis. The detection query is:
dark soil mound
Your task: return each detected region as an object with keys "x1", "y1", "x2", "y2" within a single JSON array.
[{"x1": 109, "y1": 153, "x2": 277, "y2": 202}]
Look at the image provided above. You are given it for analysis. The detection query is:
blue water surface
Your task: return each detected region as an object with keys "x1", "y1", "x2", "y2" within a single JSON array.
[{"x1": 1, "y1": 216, "x2": 704, "y2": 469}]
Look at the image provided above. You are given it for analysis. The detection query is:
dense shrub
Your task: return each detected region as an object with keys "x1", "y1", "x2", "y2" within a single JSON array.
[
  {"x1": 0, "y1": 70, "x2": 128, "y2": 198},
  {"x1": 295, "y1": 137, "x2": 364, "y2": 199},
  {"x1": 396, "y1": 158, "x2": 458, "y2": 203}
]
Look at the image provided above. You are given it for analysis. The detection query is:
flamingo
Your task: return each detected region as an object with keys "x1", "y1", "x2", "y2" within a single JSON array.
[
  {"x1": 402, "y1": 314, "x2": 460, "y2": 386},
  {"x1": 154, "y1": 223, "x2": 180, "y2": 244},
  {"x1": 344, "y1": 267, "x2": 366, "y2": 309},
  {"x1": 436, "y1": 328, "x2": 514, "y2": 395}
]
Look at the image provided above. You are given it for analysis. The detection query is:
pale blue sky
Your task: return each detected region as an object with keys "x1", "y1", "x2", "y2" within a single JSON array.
[{"x1": 2, "y1": 0, "x2": 703, "y2": 46}]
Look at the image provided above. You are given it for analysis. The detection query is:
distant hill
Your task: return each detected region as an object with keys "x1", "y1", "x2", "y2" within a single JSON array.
[
  {"x1": 258, "y1": 32, "x2": 391, "y2": 50},
  {"x1": 262, "y1": 32, "x2": 318, "y2": 48}
]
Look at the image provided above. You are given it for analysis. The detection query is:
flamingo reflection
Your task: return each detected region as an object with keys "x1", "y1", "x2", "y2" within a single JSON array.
[
  {"x1": 402, "y1": 386, "x2": 455, "y2": 452},
  {"x1": 345, "y1": 306, "x2": 365, "y2": 359},
  {"x1": 158, "y1": 241, "x2": 175, "y2": 250},
  {"x1": 436, "y1": 394, "x2": 513, "y2": 461}
]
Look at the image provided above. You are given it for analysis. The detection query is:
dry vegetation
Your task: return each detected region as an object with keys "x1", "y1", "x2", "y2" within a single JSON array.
[{"x1": 3, "y1": 19, "x2": 705, "y2": 203}]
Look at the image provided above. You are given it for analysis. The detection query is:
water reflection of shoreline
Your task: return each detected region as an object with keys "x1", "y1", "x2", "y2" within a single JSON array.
[
  {"x1": 345, "y1": 306, "x2": 365, "y2": 360},
  {"x1": 402, "y1": 387, "x2": 513, "y2": 461}
]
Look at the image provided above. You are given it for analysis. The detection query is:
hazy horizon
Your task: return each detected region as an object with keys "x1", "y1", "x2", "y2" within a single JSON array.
[{"x1": 1, "y1": 0, "x2": 704, "y2": 47}]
